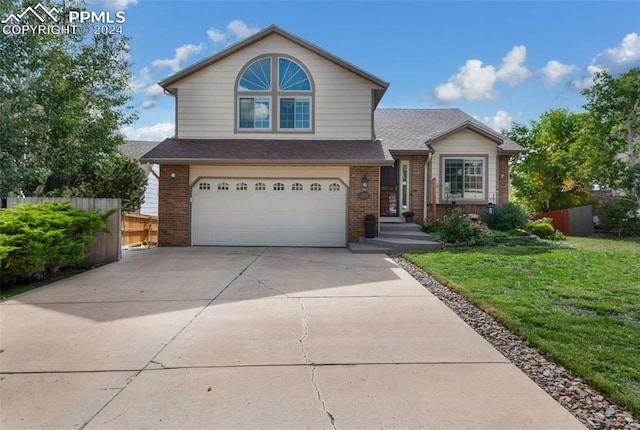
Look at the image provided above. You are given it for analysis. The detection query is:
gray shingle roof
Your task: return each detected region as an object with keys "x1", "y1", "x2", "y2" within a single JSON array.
[
  {"x1": 140, "y1": 139, "x2": 393, "y2": 165},
  {"x1": 120, "y1": 141, "x2": 161, "y2": 160},
  {"x1": 374, "y1": 109, "x2": 526, "y2": 154}
]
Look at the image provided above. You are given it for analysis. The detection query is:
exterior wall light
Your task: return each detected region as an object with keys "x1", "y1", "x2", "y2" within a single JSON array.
[
  {"x1": 358, "y1": 175, "x2": 370, "y2": 200},
  {"x1": 361, "y1": 175, "x2": 369, "y2": 191}
]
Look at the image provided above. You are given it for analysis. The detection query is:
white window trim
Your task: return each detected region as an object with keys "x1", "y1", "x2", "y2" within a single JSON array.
[
  {"x1": 237, "y1": 96, "x2": 272, "y2": 131},
  {"x1": 440, "y1": 155, "x2": 488, "y2": 202},
  {"x1": 276, "y1": 96, "x2": 312, "y2": 131}
]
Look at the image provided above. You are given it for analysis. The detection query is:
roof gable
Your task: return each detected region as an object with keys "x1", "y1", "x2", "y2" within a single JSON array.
[
  {"x1": 374, "y1": 109, "x2": 526, "y2": 154},
  {"x1": 159, "y1": 25, "x2": 389, "y2": 105}
]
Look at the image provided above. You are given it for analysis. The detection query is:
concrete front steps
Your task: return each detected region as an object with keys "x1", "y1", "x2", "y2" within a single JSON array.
[{"x1": 348, "y1": 222, "x2": 442, "y2": 254}]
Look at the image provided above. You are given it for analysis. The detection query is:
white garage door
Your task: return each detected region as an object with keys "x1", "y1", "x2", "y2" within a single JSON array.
[{"x1": 191, "y1": 178, "x2": 347, "y2": 247}]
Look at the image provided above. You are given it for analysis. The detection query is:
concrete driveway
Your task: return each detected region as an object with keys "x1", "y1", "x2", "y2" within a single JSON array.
[{"x1": 0, "y1": 247, "x2": 583, "y2": 429}]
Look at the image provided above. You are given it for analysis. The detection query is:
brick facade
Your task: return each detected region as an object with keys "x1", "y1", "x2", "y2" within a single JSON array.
[
  {"x1": 158, "y1": 165, "x2": 190, "y2": 247},
  {"x1": 348, "y1": 166, "x2": 380, "y2": 243},
  {"x1": 497, "y1": 155, "x2": 510, "y2": 205}
]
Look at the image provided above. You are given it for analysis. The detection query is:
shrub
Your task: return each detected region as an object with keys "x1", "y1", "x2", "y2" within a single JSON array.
[
  {"x1": 526, "y1": 218, "x2": 556, "y2": 239},
  {"x1": 0, "y1": 203, "x2": 111, "y2": 285},
  {"x1": 597, "y1": 197, "x2": 640, "y2": 236},
  {"x1": 482, "y1": 202, "x2": 530, "y2": 231},
  {"x1": 431, "y1": 210, "x2": 479, "y2": 243}
]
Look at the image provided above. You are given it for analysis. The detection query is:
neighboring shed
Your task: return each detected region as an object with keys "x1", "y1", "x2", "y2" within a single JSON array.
[{"x1": 120, "y1": 140, "x2": 160, "y2": 216}]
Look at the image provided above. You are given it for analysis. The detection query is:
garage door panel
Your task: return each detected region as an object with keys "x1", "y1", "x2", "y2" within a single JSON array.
[{"x1": 192, "y1": 178, "x2": 347, "y2": 247}]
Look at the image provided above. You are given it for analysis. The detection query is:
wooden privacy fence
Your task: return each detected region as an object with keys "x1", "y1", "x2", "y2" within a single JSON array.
[
  {"x1": 535, "y1": 205, "x2": 595, "y2": 237},
  {"x1": 2, "y1": 197, "x2": 121, "y2": 267},
  {"x1": 121, "y1": 213, "x2": 158, "y2": 247}
]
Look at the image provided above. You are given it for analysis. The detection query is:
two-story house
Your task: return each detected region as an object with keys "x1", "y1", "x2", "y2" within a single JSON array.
[{"x1": 141, "y1": 25, "x2": 525, "y2": 247}]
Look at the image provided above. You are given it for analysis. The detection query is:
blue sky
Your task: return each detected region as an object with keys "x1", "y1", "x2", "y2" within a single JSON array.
[{"x1": 89, "y1": 0, "x2": 640, "y2": 141}]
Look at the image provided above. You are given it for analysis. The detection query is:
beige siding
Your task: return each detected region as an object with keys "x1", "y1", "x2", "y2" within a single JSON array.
[
  {"x1": 430, "y1": 129, "x2": 498, "y2": 204},
  {"x1": 173, "y1": 34, "x2": 381, "y2": 140}
]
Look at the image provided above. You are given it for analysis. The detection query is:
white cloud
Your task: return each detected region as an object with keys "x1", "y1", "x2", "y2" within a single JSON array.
[
  {"x1": 207, "y1": 27, "x2": 226, "y2": 43},
  {"x1": 129, "y1": 66, "x2": 153, "y2": 93},
  {"x1": 433, "y1": 60, "x2": 497, "y2": 103},
  {"x1": 433, "y1": 45, "x2": 532, "y2": 104},
  {"x1": 141, "y1": 100, "x2": 156, "y2": 110},
  {"x1": 145, "y1": 84, "x2": 164, "y2": 97},
  {"x1": 572, "y1": 32, "x2": 640, "y2": 89},
  {"x1": 483, "y1": 110, "x2": 514, "y2": 132},
  {"x1": 152, "y1": 43, "x2": 205, "y2": 72},
  {"x1": 121, "y1": 123, "x2": 175, "y2": 141},
  {"x1": 541, "y1": 60, "x2": 576, "y2": 87},
  {"x1": 496, "y1": 46, "x2": 532, "y2": 86},
  {"x1": 208, "y1": 20, "x2": 259, "y2": 45},
  {"x1": 227, "y1": 20, "x2": 258, "y2": 39},
  {"x1": 88, "y1": 0, "x2": 137, "y2": 9}
]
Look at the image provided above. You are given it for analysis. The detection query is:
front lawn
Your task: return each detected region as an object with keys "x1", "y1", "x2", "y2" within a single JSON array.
[{"x1": 404, "y1": 237, "x2": 640, "y2": 417}]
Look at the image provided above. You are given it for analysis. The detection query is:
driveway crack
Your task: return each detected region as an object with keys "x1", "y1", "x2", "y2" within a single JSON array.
[
  {"x1": 296, "y1": 298, "x2": 311, "y2": 364},
  {"x1": 245, "y1": 274, "x2": 289, "y2": 298},
  {"x1": 312, "y1": 366, "x2": 336, "y2": 430}
]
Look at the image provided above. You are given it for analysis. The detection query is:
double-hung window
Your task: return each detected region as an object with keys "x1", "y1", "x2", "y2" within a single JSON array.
[
  {"x1": 443, "y1": 157, "x2": 486, "y2": 200},
  {"x1": 237, "y1": 55, "x2": 313, "y2": 131}
]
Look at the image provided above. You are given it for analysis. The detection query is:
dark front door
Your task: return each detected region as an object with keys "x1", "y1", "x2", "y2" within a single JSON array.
[{"x1": 380, "y1": 161, "x2": 399, "y2": 216}]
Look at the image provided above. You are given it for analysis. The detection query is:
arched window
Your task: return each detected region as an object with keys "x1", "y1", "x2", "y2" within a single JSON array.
[
  {"x1": 310, "y1": 183, "x2": 322, "y2": 191},
  {"x1": 329, "y1": 183, "x2": 341, "y2": 192},
  {"x1": 199, "y1": 182, "x2": 211, "y2": 190},
  {"x1": 273, "y1": 182, "x2": 285, "y2": 191},
  {"x1": 255, "y1": 182, "x2": 266, "y2": 191},
  {"x1": 291, "y1": 183, "x2": 303, "y2": 191},
  {"x1": 236, "y1": 55, "x2": 313, "y2": 132},
  {"x1": 217, "y1": 182, "x2": 229, "y2": 191},
  {"x1": 236, "y1": 182, "x2": 248, "y2": 191}
]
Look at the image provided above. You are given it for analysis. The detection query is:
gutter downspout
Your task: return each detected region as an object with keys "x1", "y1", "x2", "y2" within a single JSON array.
[{"x1": 425, "y1": 153, "x2": 432, "y2": 223}]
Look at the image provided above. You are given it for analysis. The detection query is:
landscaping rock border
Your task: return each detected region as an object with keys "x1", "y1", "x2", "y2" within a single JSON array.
[{"x1": 395, "y1": 257, "x2": 639, "y2": 430}]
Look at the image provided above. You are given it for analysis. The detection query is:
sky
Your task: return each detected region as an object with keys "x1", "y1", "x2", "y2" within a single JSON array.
[{"x1": 84, "y1": 0, "x2": 640, "y2": 141}]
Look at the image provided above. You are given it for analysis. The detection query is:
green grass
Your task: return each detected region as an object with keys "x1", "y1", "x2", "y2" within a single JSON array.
[{"x1": 404, "y1": 237, "x2": 640, "y2": 417}]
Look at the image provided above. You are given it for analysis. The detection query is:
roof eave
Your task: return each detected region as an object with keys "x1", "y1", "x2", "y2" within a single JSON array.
[
  {"x1": 139, "y1": 158, "x2": 393, "y2": 166},
  {"x1": 159, "y1": 25, "x2": 389, "y2": 91}
]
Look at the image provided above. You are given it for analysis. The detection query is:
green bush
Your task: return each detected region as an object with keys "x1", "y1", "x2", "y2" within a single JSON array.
[
  {"x1": 482, "y1": 202, "x2": 530, "y2": 231},
  {"x1": 431, "y1": 210, "x2": 480, "y2": 243},
  {"x1": 597, "y1": 197, "x2": 640, "y2": 236},
  {"x1": 526, "y1": 218, "x2": 556, "y2": 239},
  {"x1": 0, "y1": 203, "x2": 111, "y2": 285}
]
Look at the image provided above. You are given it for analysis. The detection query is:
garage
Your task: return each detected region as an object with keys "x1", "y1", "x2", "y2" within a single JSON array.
[{"x1": 191, "y1": 178, "x2": 347, "y2": 247}]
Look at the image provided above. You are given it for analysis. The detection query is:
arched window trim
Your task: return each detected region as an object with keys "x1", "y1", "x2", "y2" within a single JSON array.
[{"x1": 235, "y1": 54, "x2": 315, "y2": 133}]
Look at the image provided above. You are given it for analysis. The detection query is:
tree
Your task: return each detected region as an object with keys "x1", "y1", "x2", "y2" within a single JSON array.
[
  {"x1": 0, "y1": 0, "x2": 145, "y2": 210},
  {"x1": 578, "y1": 68, "x2": 640, "y2": 203},
  {"x1": 506, "y1": 109, "x2": 591, "y2": 214}
]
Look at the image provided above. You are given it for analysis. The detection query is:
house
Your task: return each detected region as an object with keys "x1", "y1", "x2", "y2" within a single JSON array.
[
  {"x1": 120, "y1": 140, "x2": 161, "y2": 216},
  {"x1": 141, "y1": 25, "x2": 526, "y2": 247}
]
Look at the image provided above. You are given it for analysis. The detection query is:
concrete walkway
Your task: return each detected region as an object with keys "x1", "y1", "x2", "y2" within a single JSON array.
[{"x1": 0, "y1": 247, "x2": 584, "y2": 429}]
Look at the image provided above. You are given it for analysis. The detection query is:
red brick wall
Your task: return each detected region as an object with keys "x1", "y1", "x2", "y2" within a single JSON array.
[
  {"x1": 348, "y1": 166, "x2": 380, "y2": 242},
  {"x1": 158, "y1": 165, "x2": 190, "y2": 247},
  {"x1": 497, "y1": 155, "x2": 510, "y2": 204},
  {"x1": 410, "y1": 156, "x2": 427, "y2": 223}
]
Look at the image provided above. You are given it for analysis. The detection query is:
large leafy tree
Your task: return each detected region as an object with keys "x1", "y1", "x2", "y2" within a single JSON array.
[
  {"x1": 578, "y1": 68, "x2": 640, "y2": 203},
  {"x1": 0, "y1": 0, "x2": 145, "y2": 211},
  {"x1": 506, "y1": 109, "x2": 591, "y2": 214}
]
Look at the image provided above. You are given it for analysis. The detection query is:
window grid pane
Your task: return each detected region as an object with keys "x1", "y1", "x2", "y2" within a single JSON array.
[
  {"x1": 295, "y1": 99, "x2": 310, "y2": 128},
  {"x1": 444, "y1": 159, "x2": 464, "y2": 197},
  {"x1": 280, "y1": 98, "x2": 294, "y2": 129},
  {"x1": 239, "y1": 58, "x2": 271, "y2": 91},
  {"x1": 278, "y1": 58, "x2": 311, "y2": 91}
]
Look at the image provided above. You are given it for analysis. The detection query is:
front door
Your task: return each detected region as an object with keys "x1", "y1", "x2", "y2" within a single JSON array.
[
  {"x1": 380, "y1": 160, "x2": 410, "y2": 217},
  {"x1": 380, "y1": 162, "x2": 398, "y2": 216}
]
